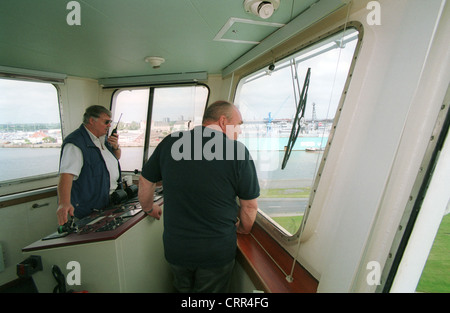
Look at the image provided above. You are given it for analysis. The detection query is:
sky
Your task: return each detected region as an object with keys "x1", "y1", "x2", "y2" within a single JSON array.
[
  {"x1": 236, "y1": 31, "x2": 358, "y2": 122},
  {"x1": 0, "y1": 29, "x2": 358, "y2": 126},
  {"x1": 112, "y1": 85, "x2": 209, "y2": 124},
  {"x1": 0, "y1": 80, "x2": 208, "y2": 126},
  {"x1": 0, "y1": 79, "x2": 60, "y2": 124}
]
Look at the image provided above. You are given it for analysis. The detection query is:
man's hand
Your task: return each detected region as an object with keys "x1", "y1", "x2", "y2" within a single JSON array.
[
  {"x1": 107, "y1": 132, "x2": 119, "y2": 149},
  {"x1": 139, "y1": 175, "x2": 163, "y2": 220},
  {"x1": 107, "y1": 133, "x2": 121, "y2": 159},
  {"x1": 145, "y1": 203, "x2": 162, "y2": 220},
  {"x1": 56, "y1": 203, "x2": 75, "y2": 226}
]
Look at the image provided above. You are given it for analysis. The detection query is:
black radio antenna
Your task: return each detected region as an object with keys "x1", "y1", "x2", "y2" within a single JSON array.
[{"x1": 111, "y1": 113, "x2": 122, "y2": 136}]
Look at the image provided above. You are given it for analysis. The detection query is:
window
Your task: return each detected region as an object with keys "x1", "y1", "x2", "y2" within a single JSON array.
[
  {"x1": 0, "y1": 79, "x2": 61, "y2": 183},
  {"x1": 111, "y1": 88, "x2": 150, "y2": 172},
  {"x1": 111, "y1": 85, "x2": 209, "y2": 172},
  {"x1": 235, "y1": 28, "x2": 359, "y2": 236}
]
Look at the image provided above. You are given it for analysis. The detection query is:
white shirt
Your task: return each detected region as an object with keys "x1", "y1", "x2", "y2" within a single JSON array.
[{"x1": 59, "y1": 126, "x2": 120, "y2": 193}]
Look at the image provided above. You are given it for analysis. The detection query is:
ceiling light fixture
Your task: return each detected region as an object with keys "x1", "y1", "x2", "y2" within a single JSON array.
[
  {"x1": 244, "y1": 0, "x2": 280, "y2": 19},
  {"x1": 145, "y1": 56, "x2": 165, "y2": 69}
]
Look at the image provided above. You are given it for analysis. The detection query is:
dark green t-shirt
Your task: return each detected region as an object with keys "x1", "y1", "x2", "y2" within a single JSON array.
[{"x1": 141, "y1": 126, "x2": 260, "y2": 267}]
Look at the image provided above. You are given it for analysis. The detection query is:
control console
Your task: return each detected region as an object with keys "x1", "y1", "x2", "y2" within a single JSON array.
[{"x1": 42, "y1": 184, "x2": 163, "y2": 241}]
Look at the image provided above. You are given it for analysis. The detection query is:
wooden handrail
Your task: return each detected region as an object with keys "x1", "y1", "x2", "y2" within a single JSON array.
[{"x1": 237, "y1": 223, "x2": 318, "y2": 293}]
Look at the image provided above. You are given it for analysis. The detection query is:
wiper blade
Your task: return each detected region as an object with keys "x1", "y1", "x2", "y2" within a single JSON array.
[{"x1": 281, "y1": 67, "x2": 311, "y2": 170}]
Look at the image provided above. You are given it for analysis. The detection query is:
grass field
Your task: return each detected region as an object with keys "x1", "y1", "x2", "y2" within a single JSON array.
[
  {"x1": 416, "y1": 213, "x2": 450, "y2": 293},
  {"x1": 260, "y1": 187, "x2": 311, "y2": 198},
  {"x1": 272, "y1": 215, "x2": 303, "y2": 235}
]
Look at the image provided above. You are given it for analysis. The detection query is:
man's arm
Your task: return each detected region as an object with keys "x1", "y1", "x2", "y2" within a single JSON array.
[
  {"x1": 56, "y1": 173, "x2": 75, "y2": 225},
  {"x1": 237, "y1": 198, "x2": 258, "y2": 234},
  {"x1": 138, "y1": 175, "x2": 162, "y2": 220}
]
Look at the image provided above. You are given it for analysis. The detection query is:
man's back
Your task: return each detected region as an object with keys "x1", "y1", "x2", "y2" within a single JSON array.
[{"x1": 141, "y1": 126, "x2": 260, "y2": 267}]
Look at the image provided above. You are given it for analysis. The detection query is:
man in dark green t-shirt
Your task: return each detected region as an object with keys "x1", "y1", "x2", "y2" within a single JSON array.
[{"x1": 139, "y1": 100, "x2": 259, "y2": 293}]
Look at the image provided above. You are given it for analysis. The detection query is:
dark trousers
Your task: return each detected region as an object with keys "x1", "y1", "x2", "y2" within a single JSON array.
[{"x1": 170, "y1": 259, "x2": 235, "y2": 293}]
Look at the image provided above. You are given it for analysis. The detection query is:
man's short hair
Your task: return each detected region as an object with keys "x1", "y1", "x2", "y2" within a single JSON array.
[
  {"x1": 83, "y1": 105, "x2": 112, "y2": 125},
  {"x1": 202, "y1": 100, "x2": 235, "y2": 124}
]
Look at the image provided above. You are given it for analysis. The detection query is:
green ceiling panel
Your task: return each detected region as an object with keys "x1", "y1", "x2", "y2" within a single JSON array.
[{"x1": 0, "y1": 0, "x2": 344, "y2": 79}]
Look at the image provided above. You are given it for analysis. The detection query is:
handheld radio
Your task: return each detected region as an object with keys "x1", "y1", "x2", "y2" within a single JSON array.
[{"x1": 111, "y1": 113, "x2": 123, "y2": 136}]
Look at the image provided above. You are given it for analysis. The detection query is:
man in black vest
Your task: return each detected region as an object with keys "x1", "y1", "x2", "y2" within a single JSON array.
[
  {"x1": 56, "y1": 105, "x2": 121, "y2": 225},
  {"x1": 139, "y1": 100, "x2": 259, "y2": 293}
]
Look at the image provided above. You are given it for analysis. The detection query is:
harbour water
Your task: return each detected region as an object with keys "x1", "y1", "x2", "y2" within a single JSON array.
[
  {"x1": 0, "y1": 147, "x2": 61, "y2": 182},
  {"x1": 0, "y1": 145, "x2": 321, "y2": 227},
  {"x1": 0, "y1": 146, "x2": 321, "y2": 182}
]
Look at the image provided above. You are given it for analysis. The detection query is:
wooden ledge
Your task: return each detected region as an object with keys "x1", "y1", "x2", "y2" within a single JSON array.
[
  {"x1": 237, "y1": 223, "x2": 318, "y2": 293},
  {"x1": 0, "y1": 188, "x2": 57, "y2": 209}
]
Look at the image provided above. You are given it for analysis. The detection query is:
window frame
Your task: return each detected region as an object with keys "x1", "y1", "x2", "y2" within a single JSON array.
[
  {"x1": 109, "y1": 83, "x2": 210, "y2": 173},
  {"x1": 235, "y1": 23, "x2": 364, "y2": 243}
]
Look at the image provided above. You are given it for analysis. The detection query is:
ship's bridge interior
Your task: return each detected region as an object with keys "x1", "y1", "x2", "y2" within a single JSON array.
[{"x1": 0, "y1": 0, "x2": 449, "y2": 294}]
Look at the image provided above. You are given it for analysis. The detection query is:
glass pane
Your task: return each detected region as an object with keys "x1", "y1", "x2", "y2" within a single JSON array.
[
  {"x1": 235, "y1": 29, "x2": 359, "y2": 235},
  {"x1": 111, "y1": 85, "x2": 208, "y2": 172},
  {"x1": 0, "y1": 79, "x2": 61, "y2": 182},
  {"x1": 111, "y1": 88, "x2": 150, "y2": 172},
  {"x1": 148, "y1": 86, "x2": 209, "y2": 155}
]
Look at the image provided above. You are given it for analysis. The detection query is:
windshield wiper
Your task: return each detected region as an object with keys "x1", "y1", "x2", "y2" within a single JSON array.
[{"x1": 281, "y1": 67, "x2": 311, "y2": 170}]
